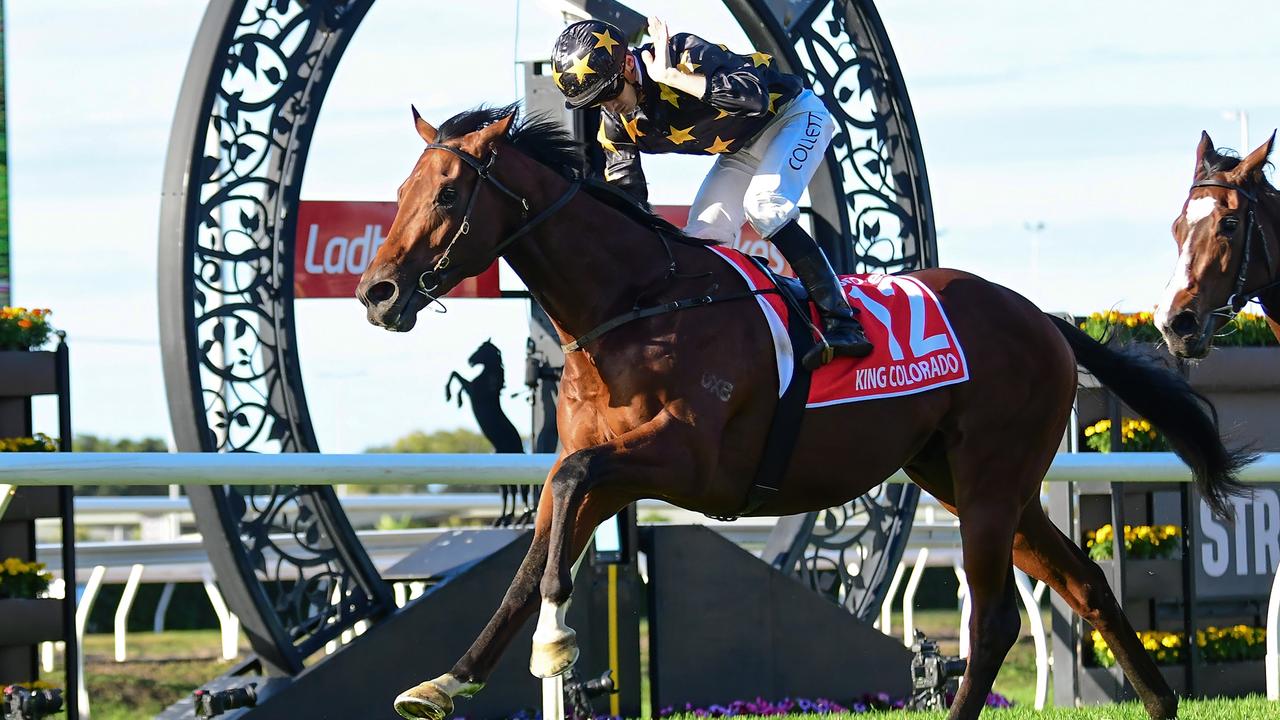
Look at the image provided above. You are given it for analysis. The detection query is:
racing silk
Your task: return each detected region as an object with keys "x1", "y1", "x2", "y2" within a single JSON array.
[{"x1": 598, "y1": 33, "x2": 804, "y2": 204}]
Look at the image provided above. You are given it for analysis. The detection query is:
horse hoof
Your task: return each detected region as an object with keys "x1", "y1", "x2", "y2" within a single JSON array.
[
  {"x1": 530, "y1": 629, "x2": 579, "y2": 678},
  {"x1": 394, "y1": 680, "x2": 454, "y2": 720}
]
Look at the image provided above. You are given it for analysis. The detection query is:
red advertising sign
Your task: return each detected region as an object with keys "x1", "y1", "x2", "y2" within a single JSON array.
[{"x1": 294, "y1": 201, "x2": 500, "y2": 299}]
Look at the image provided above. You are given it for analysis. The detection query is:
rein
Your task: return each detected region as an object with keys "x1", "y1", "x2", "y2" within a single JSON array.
[
  {"x1": 1191, "y1": 178, "x2": 1280, "y2": 315},
  {"x1": 416, "y1": 140, "x2": 776, "y2": 354}
]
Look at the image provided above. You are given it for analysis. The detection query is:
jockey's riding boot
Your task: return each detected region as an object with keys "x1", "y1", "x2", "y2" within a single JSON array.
[{"x1": 770, "y1": 220, "x2": 873, "y2": 368}]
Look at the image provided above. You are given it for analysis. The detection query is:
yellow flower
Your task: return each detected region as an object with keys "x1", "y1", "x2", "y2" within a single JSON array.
[{"x1": 1108, "y1": 310, "x2": 1120, "y2": 323}]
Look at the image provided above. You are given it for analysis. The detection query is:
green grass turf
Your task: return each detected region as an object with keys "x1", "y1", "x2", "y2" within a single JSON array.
[
  {"x1": 30, "y1": 619, "x2": 1277, "y2": 719},
  {"x1": 661, "y1": 696, "x2": 1277, "y2": 719}
]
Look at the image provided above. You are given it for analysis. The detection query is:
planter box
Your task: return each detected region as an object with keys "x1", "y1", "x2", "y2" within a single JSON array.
[
  {"x1": 0, "y1": 351, "x2": 58, "y2": 398},
  {"x1": 0, "y1": 486, "x2": 59, "y2": 522},
  {"x1": 1096, "y1": 558, "x2": 1182, "y2": 600},
  {"x1": 0, "y1": 598, "x2": 63, "y2": 646},
  {"x1": 1185, "y1": 347, "x2": 1280, "y2": 391},
  {"x1": 1078, "y1": 661, "x2": 1263, "y2": 704}
]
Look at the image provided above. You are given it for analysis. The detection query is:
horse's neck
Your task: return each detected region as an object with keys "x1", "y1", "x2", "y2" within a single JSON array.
[
  {"x1": 501, "y1": 161, "x2": 681, "y2": 345},
  {"x1": 1256, "y1": 193, "x2": 1280, "y2": 327},
  {"x1": 473, "y1": 363, "x2": 503, "y2": 396}
]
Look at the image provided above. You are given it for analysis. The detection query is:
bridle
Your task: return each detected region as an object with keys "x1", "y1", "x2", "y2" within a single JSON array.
[
  {"x1": 414, "y1": 142, "x2": 579, "y2": 298},
  {"x1": 1190, "y1": 178, "x2": 1280, "y2": 316},
  {"x1": 410, "y1": 138, "x2": 774, "y2": 356}
]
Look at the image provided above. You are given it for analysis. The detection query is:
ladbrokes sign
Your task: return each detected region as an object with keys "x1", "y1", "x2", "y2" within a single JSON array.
[{"x1": 294, "y1": 201, "x2": 500, "y2": 299}]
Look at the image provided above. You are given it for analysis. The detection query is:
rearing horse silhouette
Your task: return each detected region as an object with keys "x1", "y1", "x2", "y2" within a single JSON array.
[
  {"x1": 445, "y1": 339, "x2": 532, "y2": 525},
  {"x1": 357, "y1": 105, "x2": 1250, "y2": 720}
]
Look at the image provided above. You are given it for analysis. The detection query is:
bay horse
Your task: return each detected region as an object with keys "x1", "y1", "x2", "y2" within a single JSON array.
[
  {"x1": 446, "y1": 339, "x2": 533, "y2": 525},
  {"x1": 356, "y1": 105, "x2": 1250, "y2": 720},
  {"x1": 1157, "y1": 130, "x2": 1280, "y2": 356}
]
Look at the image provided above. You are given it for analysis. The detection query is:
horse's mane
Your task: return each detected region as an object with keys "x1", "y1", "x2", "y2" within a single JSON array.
[{"x1": 436, "y1": 104, "x2": 717, "y2": 247}]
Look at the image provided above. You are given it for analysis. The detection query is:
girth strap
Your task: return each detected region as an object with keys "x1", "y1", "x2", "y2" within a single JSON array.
[{"x1": 561, "y1": 288, "x2": 778, "y2": 353}]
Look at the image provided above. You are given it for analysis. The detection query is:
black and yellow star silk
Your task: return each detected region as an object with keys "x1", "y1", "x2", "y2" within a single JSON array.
[
  {"x1": 705, "y1": 135, "x2": 734, "y2": 154},
  {"x1": 622, "y1": 115, "x2": 645, "y2": 143},
  {"x1": 767, "y1": 92, "x2": 783, "y2": 113},
  {"x1": 677, "y1": 51, "x2": 700, "y2": 74},
  {"x1": 567, "y1": 53, "x2": 595, "y2": 83},
  {"x1": 749, "y1": 52, "x2": 772, "y2": 68},
  {"x1": 666, "y1": 125, "x2": 696, "y2": 145},
  {"x1": 591, "y1": 30, "x2": 620, "y2": 52},
  {"x1": 597, "y1": 122, "x2": 617, "y2": 154},
  {"x1": 658, "y1": 83, "x2": 681, "y2": 109}
]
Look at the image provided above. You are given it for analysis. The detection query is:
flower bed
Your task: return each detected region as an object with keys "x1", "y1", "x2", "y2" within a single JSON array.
[
  {"x1": 654, "y1": 692, "x2": 1013, "y2": 717},
  {"x1": 0, "y1": 433, "x2": 57, "y2": 453},
  {"x1": 0, "y1": 307, "x2": 55, "y2": 351},
  {"x1": 1077, "y1": 310, "x2": 1277, "y2": 347},
  {"x1": 1084, "y1": 523, "x2": 1180, "y2": 561},
  {"x1": 1089, "y1": 626, "x2": 1266, "y2": 668},
  {"x1": 1082, "y1": 417, "x2": 1168, "y2": 453},
  {"x1": 0, "y1": 557, "x2": 53, "y2": 600}
]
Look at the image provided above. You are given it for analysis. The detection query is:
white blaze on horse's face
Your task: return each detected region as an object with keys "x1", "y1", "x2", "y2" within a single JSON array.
[
  {"x1": 1183, "y1": 196, "x2": 1217, "y2": 226},
  {"x1": 1156, "y1": 196, "x2": 1219, "y2": 329}
]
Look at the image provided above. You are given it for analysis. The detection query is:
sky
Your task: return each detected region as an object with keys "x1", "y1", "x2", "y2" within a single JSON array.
[{"x1": 10, "y1": 0, "x2": 1280, "y2": 452}]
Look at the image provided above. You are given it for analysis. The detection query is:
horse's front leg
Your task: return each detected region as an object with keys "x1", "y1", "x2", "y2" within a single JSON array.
[
  {"x1": 531, "y1": 418, "x2": 696, "y2": 678},
  {"x1": 393, "y1": 462, "x2": 635, "y2": 720}
]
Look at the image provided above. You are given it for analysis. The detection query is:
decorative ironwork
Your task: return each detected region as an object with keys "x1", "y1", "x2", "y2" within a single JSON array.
[
  {"x1": 159, "y1": 0, "x2": 389, "y2": 674},
  {"x1": 775, "y1": 484, "x2": 917, "y2": 622},
  {"x1": 160, "y1": 0, "x2": 929, "y2": 674},
  {"x1": 790, "y1": 0, "x2": 936, "y2": 273}
]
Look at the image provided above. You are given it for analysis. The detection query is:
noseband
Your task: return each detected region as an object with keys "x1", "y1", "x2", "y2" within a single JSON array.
[
  {"x1": 415, "y1": 142, "x2": 579, "y2": 296},
  {"x1": 1190, "y1": 178, "x2": 1279, "y2": 315}
]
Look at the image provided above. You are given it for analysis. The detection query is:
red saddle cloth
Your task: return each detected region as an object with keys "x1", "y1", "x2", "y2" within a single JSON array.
[{"x1": 709, "y1": 246, "x2": 970, "y2": 406}]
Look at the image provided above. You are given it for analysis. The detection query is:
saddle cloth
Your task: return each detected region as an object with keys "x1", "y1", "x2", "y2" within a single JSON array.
[{"x1": 709, "y1": 246, "x2": 970, "y2": 406}]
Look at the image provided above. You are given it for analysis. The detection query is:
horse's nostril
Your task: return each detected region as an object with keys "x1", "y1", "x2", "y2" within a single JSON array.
[
  {"x1": 365, "y1": 280, "x2": 397, "y2": 306},
  {"x1": 1169, "y1": 310, "x2": 1200, "y2": 338}
]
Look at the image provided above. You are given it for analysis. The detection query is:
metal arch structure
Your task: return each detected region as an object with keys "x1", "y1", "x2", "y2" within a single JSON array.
[{"x1": 157, "y1": 0, "x2": 935, "y2": 671}]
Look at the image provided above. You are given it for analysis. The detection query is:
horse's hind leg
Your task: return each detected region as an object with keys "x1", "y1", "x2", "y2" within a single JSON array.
[
  {"x1": 1013, "y1": 504, "x2": 1177, "y2": 719},
  {"x1": 948, "y1": 497, "x2": 1024, "y2": 720}
]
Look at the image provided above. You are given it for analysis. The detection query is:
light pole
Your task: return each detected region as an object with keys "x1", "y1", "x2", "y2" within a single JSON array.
[{"x1": 1222, "y1": 109, "x2": 1250, "y2": 151}]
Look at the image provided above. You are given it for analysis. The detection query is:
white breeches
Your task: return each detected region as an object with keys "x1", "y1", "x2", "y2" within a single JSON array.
[{"x1": 682, "y1": 89, "x2": 835, "y2": 243}]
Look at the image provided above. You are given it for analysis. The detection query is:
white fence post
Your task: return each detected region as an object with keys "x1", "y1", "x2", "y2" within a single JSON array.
[
  {"x1": 1266, "y1": 560, "x2": 1280, "y2": 700},
  {"x1": 202, "y1": 572, "x2": 239, "y2": 661},
  {"x1": 1014, "y1": 569, "x2": 1050, "y2": 710},
  {"x1": 902, "y1": 548, "x2": 929, "y2": 646},
  {"x1": 153, "y1": 582, "x2": 176, "y2": 633},
  {"x1": 113, "y1": 564, "x2": 145, "y2": 662},
  {"x1": 878, "y1": 560, "x2": 907, "y2": 635},
  {"x1": 76, "y1": 565, "x2": 107, "y2": 720},
  {"x1": 954, "y1": 563, "x2": 970, "y2": 660},
  {"x1": 542, "y1": 675, "x2": 565, "y2": 720}
]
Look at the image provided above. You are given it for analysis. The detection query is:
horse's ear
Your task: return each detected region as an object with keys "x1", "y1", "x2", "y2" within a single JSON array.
[
  {"x1": 1193, "y1": 130, "x2": 1215, "y2": 181},
  {"x1": 474, "y1": 113, "x2": 514, "y2": 151},
  {"x1": 412, "y1": 105, "x2": 437, "y2": 144},
  {"x1": 1232, "y1": 130, "x2": 1276, "y2": 182}
]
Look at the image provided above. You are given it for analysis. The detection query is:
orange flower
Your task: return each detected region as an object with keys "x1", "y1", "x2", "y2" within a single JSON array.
[{"x1": 17, "y1": 320, "x2": 31, "y2": 329}]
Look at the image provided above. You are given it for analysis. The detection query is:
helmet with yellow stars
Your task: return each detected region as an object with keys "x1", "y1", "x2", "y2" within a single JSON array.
[{"x1": 551, "y1": 20, "x2": 628, "y2": 109}]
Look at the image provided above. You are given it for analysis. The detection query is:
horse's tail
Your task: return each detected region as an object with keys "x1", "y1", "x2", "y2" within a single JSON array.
[{"x1": 1047, "y1": 314, "x2": 1254, "y2": 520}]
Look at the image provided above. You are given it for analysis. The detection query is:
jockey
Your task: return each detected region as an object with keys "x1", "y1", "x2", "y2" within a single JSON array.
[{"x1": 550, "y1": 16, "x2": 873, "y2": 365}]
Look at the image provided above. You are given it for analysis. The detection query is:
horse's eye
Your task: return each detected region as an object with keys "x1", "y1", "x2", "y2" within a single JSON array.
[
  {"x1": 1220, "y1": 216, "x2": 1239, "y2": 235},
  {"x1": 437, "y1": 186, "x2": 458, "y2": 208}
]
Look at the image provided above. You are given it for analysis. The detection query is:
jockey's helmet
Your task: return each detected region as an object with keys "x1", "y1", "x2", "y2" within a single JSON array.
[{"x1": 551, "y1": 20, "x2": 628, "y2": 109}]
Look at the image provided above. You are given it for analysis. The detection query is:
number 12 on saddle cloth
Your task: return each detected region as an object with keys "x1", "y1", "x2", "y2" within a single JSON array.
[{"x1": 710, "y1": 246, "x2": 970, "y2": 406}]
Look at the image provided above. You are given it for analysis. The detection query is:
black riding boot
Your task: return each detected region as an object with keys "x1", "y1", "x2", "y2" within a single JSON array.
[{"x1": 770, "y1": 220, "x2": 873, "y2": 368}]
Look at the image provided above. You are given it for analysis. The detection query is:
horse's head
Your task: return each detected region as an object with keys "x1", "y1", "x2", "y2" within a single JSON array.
[
  {"x1": 356, "y1": 107, "x2": 518, "y2": 332},
  {"x1": 1157, "y1": 130, "x2": 1276, "y2": 358},
  {"x1": 469, "y1": 339, "x2": 500, "y2": 367}
]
